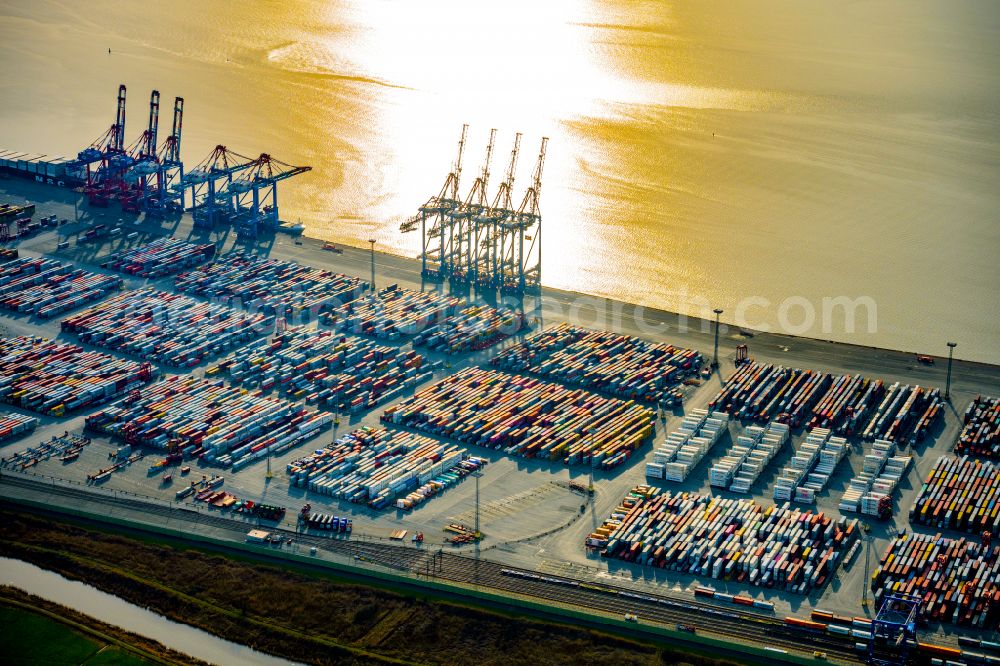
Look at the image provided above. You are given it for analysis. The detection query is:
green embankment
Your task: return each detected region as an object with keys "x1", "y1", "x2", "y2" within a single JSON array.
[{"x1": 0, "y1": 508, "x2": 751, "y2": 666}]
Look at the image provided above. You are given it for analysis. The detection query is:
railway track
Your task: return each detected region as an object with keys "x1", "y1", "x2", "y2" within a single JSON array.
[{"x1": 1, "y1": 473, "x2": 862, "y2": 662}]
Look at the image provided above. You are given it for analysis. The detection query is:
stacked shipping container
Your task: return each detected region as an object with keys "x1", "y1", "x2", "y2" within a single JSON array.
[
  {"x1": 872, "y1": 533, "x2": 998, "y2": 629},
  {"x1": 838, "y1": 439, "x2": 911, "y2": 517},
  {"x1": 174, "y1": 251, "x2": 367, "y2": 320},
  {"x1": 956, "y1": 396, "x2": 1000, "y2": 459},
  {"x1": 909, "y1": 456, "x2": 1000, "y2": 534},
  {"x1": 709, "y1": 422, "x2": 789, "y2": 493},
  {"x1": 0, "y1": 257, "x2": 122, "y2": 318},
  {"x1": 85, "y1": 376, "x2": 330, "y2": 469},
  {"x1": 217, "y1": 328, "x2": 432, "y2": 413},
  {"x1": 490, "y1": 323, "x2": 700, "y2": 403},
  {"x1": 382, "y1": 367, "x2": 655, "y2": 469},
  {"x1": 101, "y1": 237, "x2": 216, "y2": 278},
  {"x1": 710, "y1": 364, "x2": 941, "y2": 445},
  {"x1": 323, "y1": 285, "x2": 461, "y2": 339},
  {"x1": 0, "y1": 411, "x2": 39, "y2": 442},
  {"x1": 61, "y1": 288, "x2": 271, "y2": 367},
  {"x1": 774, "y1": 428, "x2": 850, "y2": 503},
  {"x1": 589, "y1": 486, "x2": 858, "y2": 593},
  {"x1": 413, "y1": 303, "x2": 526, "y2": 352},
  {"x1": 646, "y1": 409, "x2": 729, "y2": 482},
  {"x1": 0, "y1": 337, "x2": 155, "y2": 416},
  {"x1": 286, "y1": 426, "x2": 484, "y2": 510}
]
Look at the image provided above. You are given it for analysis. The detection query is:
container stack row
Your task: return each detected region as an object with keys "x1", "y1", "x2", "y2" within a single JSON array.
[
  {"x1": 0, "y1": 411, "x2": 38, "y2": 442},
  {"x1": 709, "y1": 364, "x2": 882, "y2": 433},
  {"x1": 710, "y1": 364, "x2": 942, "y2": 446},
  {"x1": 709, "y1": 422, "x2": 789, "y2": 493},
  {"x1": 0, "y1": 248, "x2": 17, "y2": 261},
  {"x1": 216, "y1": 329, "x2": 432, "y2": 414},
  {"x1": 490, "y1": 323, "x2": 701, "y2": 403},
  {"x1": 412, "y1": 304, "x2": 526, "y2": 352},
  {"x1": 909, "y1": 456, "x2": 1000, "y2": 534},
  {"x1": 956, "y1": 396, "x2": 999, "y2": 459},
  {"x1": 323, "y1": 285, "x2": 461, "y2": 339},
  {"x1": 287, "y1": 426, "x2": 484, "y2": 510},
  {"x1": 0, "y1": 336, "x2": 155, "y2": 416},
  {"x1": 100, "y1": 237, "x2": 216, "y2": 278},
  {"x1": 0, "y1": 257, "x2": 122, "y2": 318},
  {"x1": 872, "y1": 533, "x2": 998, "y2": 628},
  {"x1": 85, "y1": 376, "x2": 330, "y2": 469},
  {"x1": 174, "y1": 251, "x2": 367, "y2": 320},
  {"x1": 645, "y1": 408, "x2": 729, "y2": 482},
  {"x1": 589, "y1": 486, "x2": 858, "y2": 594},
  {"x1": 860, "y1": 382, "x2": 942, "y2": 446},
  {"x1": 774, "y1": 428, "x2": 850, "y2": 504},
  {"x1": 382, "y1": 367, "x2": 655, "y2": 470},
  {"x1": 61, "y1": 288, "x2": 272, "y2": 367},
  {"x1": 838, "y1": 440, "x2": 911, "y2": 516}
]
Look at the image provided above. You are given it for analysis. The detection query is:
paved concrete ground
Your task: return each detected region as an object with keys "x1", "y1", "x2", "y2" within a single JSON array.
[{"x1": 1, "y1": 176, "x2": 998, "y2": 645}]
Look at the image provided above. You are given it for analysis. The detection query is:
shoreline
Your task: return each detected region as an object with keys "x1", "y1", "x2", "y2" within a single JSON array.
[
  {"x1": 299, "y1": 227, "x2": 993, "y2": 371},
  {"x1": 0, "y1": 173, "x2": 994, "y2": 370}
]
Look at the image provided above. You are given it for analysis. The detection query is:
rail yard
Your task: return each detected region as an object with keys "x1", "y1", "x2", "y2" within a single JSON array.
[{"x1": 2, "y1": 169, "x2": 1000, "y2": 666}]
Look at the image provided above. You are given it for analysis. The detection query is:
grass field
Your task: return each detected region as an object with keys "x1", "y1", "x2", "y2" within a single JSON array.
[
  {"x1": 0, "y1": 604, "x2": 153, "y2": 666},
  {"x1": 0, "y1": 509, "x2": 747, "y2": 666}
]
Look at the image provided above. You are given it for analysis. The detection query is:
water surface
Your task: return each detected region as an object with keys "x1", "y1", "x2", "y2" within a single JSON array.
[{"x1": 0, "y1": 1, "x2": 997, "y2": 361}]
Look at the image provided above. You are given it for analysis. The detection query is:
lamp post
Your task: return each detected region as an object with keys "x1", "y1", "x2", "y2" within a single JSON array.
[
  {"x1": 711, "y1": 308, "x2": 724, "y2": 369},
  {"x1": 368, "y1": 238, "x2": 376, "y2": 291},
  {"x1": 945, "y1": 341, "x2": 957, "y2": 401}
]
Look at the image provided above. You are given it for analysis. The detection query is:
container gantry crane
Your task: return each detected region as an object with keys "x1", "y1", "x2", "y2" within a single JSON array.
[
  {"x1": 183, "y1": 145, "x2": 255, "y2": 228},
  {"x1": 227, "y1": 153, "x2": 311, "y2": 238},
  {"x1": 150, "y1": 96, "x2": 184, "y2": 215},
  {"x1": 868, "y1": 593, "x2": 920, "y2": 666},
  {"x1": 80, "y1": 84, "x2": 128, "y2": 207},
  {"x1": 402, "y1": 127, "x2": 546, "y2": 295},
  {"x1": 400, "y1": 124, "x2": 467, "y2": 279},
  {"x1": 120, "y1": 90, "x2": 161, "y2": 213},
  {"x1": 446, "y1": 128, "x2": 496, "y2": 285},
  {"x1": 504, "y1": 136, "x2": 546, "y2": 293},
  {"x1": 483, "y1": 132, "x2": 521, "y2": 290}
]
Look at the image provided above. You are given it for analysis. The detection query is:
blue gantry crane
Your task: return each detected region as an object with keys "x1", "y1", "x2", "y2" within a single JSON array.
[
  {"x1": 120, "y1": 90, "x2": 161, "y2": 213},
  {"x1": 80, "y1": 84, "x2": 129, "y2": 207},
  {"x1": 867, "y1": 593, "x2": 921, "y2": 666},
  {"x1": 227, "y1": 153, "x2": 311, "y2": 238},
  {"x1": 183, "y1": 145, "x2": 255, "y2": 228},
  {"x1": 148, "y1": 96, "x2": 185, "y2": 215}
]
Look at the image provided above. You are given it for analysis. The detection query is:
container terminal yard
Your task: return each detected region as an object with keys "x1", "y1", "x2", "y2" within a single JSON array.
[{"x1": 1, "y1": 104, "x2": 1000, "y2": 665}]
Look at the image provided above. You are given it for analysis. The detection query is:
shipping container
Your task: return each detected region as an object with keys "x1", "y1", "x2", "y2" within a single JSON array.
[
  {"x1": 0, "y1": 337, "x2": 155, "y2": 416},
  {"x1": 591, "y1": 485, "x2": 858, "y2": 594},
  {"x1": 101, "y1": 237, "x2": 216, "y2": 278},
  {"x1": 175, "y1": 251, "x2": 367, "y2": 322},
  {"x1": 323, "y1": 285, "x2": 461, "y2": 339},
  {"x1": 909, "y1": 455, "x2": 1000, "y2": 534},
  {"x1": 956, "y1": 396, "x2": 1000, "y2": 459},
  {"x1": 383, "y1": 367, "x2": 655, "y2": 470},
  {"x1": 491, "y1": 323, "x2": 701, "y2": 403},
  {"x1": 871, "y1": 533, "x2": 999, "y2": 629},
  {"x1": 61, "y1": 288, "x2": 272, "y2": 367}
]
